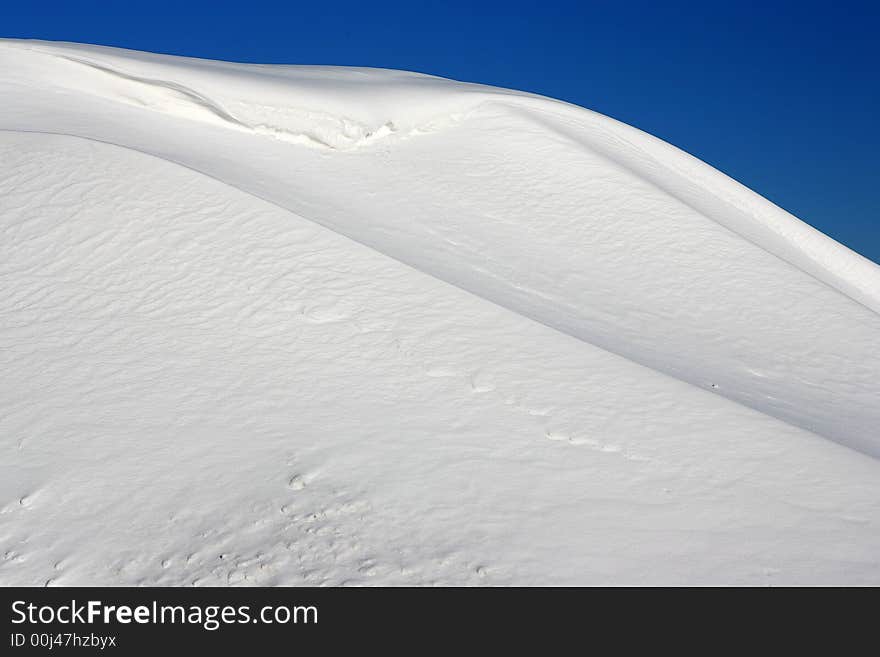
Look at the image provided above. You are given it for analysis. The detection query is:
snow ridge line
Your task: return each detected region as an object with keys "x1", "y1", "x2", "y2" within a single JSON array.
[{"x1": 23, "y1": 50, "x2": 415, "y2": 150}]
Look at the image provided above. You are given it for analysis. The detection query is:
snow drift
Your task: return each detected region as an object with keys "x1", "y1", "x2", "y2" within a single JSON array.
[{"x1": 1, "y1": 40, "x2": 878, "y2": 585}]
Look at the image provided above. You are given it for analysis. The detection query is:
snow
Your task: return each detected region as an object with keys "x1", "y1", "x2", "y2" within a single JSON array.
[{"x1": 1, "y1": 40, "x2": 878, "y2": 585}]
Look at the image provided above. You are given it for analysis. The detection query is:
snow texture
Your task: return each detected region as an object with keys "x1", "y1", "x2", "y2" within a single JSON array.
[{"x1": 1, "y1": 40, "x2": 879, "y2": 585}]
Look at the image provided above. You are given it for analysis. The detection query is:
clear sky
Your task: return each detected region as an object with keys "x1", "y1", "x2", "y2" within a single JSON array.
[{"x1": 4, "y1": 0, "x2": 878, "y2": 264}]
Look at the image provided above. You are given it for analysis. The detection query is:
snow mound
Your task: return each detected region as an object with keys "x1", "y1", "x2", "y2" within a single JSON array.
[{"x1": 1, "y1": 40, "x2": 879, "y2": 585}]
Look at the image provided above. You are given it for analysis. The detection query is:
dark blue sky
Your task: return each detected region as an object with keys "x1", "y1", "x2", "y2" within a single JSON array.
[{"x1": 4, "y1": 1, "x2": 878, "y2": 263}]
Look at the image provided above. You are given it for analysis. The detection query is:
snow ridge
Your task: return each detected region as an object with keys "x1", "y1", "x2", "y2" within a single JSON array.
[
  {"x1": 2, "y1": 39, "x2": 879, "y2": 457},
  {"x1": 2, "y1": 40, "x2": 880, "y2": 586},
  {"x1": 3, "y1": 39, "x2": 878, "y2": 312}
]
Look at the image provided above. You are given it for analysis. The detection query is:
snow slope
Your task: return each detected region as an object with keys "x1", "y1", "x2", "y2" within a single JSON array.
[{"x1": 1, "y1": 40, "x2": 878, "y2": 585}]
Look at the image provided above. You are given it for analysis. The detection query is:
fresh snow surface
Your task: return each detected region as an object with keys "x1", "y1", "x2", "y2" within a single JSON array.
[{"x1": 1, "y1": 40, "x2": 879, "y2": 586}]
